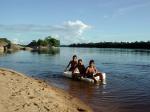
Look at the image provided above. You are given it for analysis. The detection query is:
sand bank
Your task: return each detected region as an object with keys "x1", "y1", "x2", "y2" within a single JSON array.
[{"x1": 0, "y1": 68, "x2": 93, "y2": 112}]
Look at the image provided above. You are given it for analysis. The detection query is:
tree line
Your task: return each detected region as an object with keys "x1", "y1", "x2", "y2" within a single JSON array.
[
  {"x1": 69, "y1": 41, "x2": 150, "y2": 49},
  {"x1": 27, "y1": 36, "x2": 60, "y2": 47}
]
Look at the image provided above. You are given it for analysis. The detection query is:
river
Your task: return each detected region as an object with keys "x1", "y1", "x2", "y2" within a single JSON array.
[{"x1": 0, "y1": 47, "x2": 150, "y2": 112}]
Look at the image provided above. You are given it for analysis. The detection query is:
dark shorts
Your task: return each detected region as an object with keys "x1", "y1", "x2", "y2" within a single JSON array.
[{"x1": 86, "y1": 74, "x2": 93, "y2": 78}]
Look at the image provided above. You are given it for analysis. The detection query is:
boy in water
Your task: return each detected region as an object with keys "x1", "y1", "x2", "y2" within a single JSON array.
[
  {"x1": 65, "y1": 55, "x2": 78, "y2": 72},
  {"x1": 85, "y1": 60, "x2": 103, "y2": 83},
  {"x1": 73, "y1": 59, "x2": 86, "y2": 78}
]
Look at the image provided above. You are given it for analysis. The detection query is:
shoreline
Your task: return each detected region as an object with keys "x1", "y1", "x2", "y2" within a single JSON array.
[{"x1": 0, "y1": 68, "x2": 93, "y2": 112}]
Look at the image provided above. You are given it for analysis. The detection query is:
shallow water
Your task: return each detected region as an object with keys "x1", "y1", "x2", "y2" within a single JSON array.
[{"x1": 0, "y1": 47, "x2": 150, "y2": 112}]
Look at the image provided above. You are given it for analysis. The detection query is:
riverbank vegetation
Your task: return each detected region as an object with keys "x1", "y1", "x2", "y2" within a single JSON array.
[
  {"x1": 27, "y1": 36, "x2": 60, "y2": 47},
  {"x1": 69, "y1": 41, "x2": 150, "y2": 49},
  {"x1": 0, "y1": 38, "x2": 11, "y2": 45}
]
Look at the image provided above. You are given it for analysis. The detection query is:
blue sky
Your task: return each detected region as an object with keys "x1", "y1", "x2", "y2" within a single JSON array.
[{"x1": 0, "y1": 0, "x2": 150, "y2": 44}]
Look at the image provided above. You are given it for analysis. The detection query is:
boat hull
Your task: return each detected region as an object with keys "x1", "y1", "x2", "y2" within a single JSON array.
[{"x1": 63, "y1": 71, "x2": 106, "y2": 84}]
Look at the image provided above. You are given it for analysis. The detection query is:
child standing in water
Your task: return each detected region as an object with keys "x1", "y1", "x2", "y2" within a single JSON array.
[
  {"x1": 85, "y1": 60, "x2": 103, "y2": 83},
  {"x1": 65, "y1": 55, "x2": 78, "y2": 72}
]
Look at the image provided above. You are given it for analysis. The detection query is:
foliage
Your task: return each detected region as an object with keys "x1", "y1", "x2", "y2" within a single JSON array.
[
  {"x1": 0, "y1": 38, "x2": 11, "y2": 45},
  {"x1": 69, "y1": 41, "x2": 150, "y2": 49},
  {"x1": 27, "y1": 36, "x2": 60, "y2": 47},
  {"x1": 45, "y1": 36, "x2": 60, "y2": 47},
  {"x1": 27, "y1": 40, "x2": 37, "y2": 47}
]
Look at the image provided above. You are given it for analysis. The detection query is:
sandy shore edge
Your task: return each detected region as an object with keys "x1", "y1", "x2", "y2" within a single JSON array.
[{"x1": 0, "y1": 68, "x2": 93, "y2": 112}]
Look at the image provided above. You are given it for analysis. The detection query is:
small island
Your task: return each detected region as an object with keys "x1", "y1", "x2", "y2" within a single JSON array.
[{"x1": 27, "y1": 36, "x2": 60, "y2": 51}]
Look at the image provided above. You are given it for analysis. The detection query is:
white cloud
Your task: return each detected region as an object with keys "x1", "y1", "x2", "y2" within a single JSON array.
[
  {"x1": 12, "y1": 38, "x2": 24, "y2": 44},
  {"x1": 0, "y1": 20, "x2": 91, "y2": 44},
  {"x1": 52, "y1": 20, "x2": 91, "y2": 44},
  {"x1": 103, "y1": 15, "x2": 109, "y2": 19},
  {"x1": 12, "y1": 38, "x2": 19, "y2": 44},
  {"x1": 63, "y1": 20, "x2": 90, "y2": 35}
]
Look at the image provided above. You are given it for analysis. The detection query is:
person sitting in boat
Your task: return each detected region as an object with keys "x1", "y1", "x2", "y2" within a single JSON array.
[
  {"x1": 85, "y1": 60, "x2": 103, "y2": 83},
  {"x1": 65, "y1": 55, "x2": 78, "y2": 72},
  {"x1": 73, "y1": 59, "x2": 86, "y2": 78}
]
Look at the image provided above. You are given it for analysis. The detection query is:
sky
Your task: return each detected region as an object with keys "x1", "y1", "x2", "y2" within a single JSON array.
[{"x1": 0, "y1": 0, "x2": 150, "y2": 45}]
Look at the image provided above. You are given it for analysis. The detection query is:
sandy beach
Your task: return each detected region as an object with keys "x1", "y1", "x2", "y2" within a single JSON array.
[{"x1": 0, "y1": 68, "x2": 93, "y2": 112}]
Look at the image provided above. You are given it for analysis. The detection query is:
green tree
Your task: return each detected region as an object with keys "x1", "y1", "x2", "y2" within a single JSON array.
[
  {"x1": 45, "y1": 36, "x2": 60, "y2": 47},
  {"x1": 37, "y1": 39, "x2": 43, "y2": 46},
  {"x1": 27, "y1": 40, "x2": 37, "y2": 47},
  {"x1": 0, "y1": 38, "x2": 11, "y2": 44},
  {"x1": 42, "y1": 40, "x2": 48, "y2": 46},
  {"x1": 27, "y1": 36, "x2": 60, "y2": 47}
]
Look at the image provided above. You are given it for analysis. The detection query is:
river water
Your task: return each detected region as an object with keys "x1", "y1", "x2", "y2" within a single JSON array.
[{"x1": 0, "y1": 47, "x2": 150, "y2": 112}]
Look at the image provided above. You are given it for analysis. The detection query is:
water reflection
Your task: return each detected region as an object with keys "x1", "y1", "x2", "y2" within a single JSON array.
[
  {"x1": 68, "y1": 81, "x2": 107, "y2": 98},
  {"x1": 31, "y1": 48, "x2": 60, "y2": 55},
  {"x1": 0, "y1": 50, "x2": 18, "y2": 56}
]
